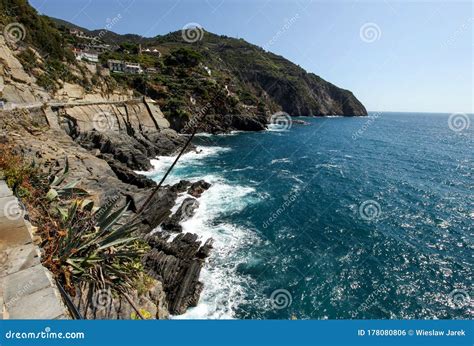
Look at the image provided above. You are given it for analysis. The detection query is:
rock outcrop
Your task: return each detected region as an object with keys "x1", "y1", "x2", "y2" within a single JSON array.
[
  {"x1": 0, "y1": 35, "x2": 50, "y2": 104},
  {"x1": 58, "y1": 101, "x2": 180, "y2": 171},
  {"x1": 144, "y1": 233, "x2": 213, "y2": 315},
  {"x1": 72, "y1": 278, "x2": 169, "y2": 320},
  {"x1": 0, "y1": 102, "x2": 212, "y2": 318}
]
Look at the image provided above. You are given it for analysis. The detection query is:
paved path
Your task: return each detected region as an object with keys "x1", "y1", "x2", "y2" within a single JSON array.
[
  {"x1": 0, "y1": 180, "x2": 68, "y2": 319},
  {"x1": 1, "y1": 98, "x2": 144, "y2": 111}
]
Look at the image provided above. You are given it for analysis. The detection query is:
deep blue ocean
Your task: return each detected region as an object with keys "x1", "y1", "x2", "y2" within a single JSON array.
[{"x1": 145, "y1": 112, "x2": 473, "y2": 319}]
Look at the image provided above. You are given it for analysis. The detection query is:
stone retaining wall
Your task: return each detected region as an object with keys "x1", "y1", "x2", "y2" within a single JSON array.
[{"x1": 0, "y1": 180, "x2": 69, "y2": 319}]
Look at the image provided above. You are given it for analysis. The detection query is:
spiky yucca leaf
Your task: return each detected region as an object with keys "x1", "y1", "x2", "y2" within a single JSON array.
[{"x1": 51, "y1": 199, "x2": 148, "y2": 294}]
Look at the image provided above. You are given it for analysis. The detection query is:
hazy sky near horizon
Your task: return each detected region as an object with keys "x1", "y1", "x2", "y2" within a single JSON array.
[{"x1": 29, "y1": 0, "x2": 473, "y2": 113}]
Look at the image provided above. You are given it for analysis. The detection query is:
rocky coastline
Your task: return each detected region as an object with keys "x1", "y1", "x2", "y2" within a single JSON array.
[
  {"x1": 0, "y1": 98, "x2": 219, "y2": 318},
  {"x1": 0, "y1": 4, "x2": 368, "y2": 317}
]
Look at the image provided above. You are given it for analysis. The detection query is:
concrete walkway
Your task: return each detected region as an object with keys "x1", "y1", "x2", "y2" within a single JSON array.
[
  {"x1": 0, "y1": 180, "x2": 69, "y2": 319},
  {"x1": 1, "y1": 97, "x2": 144, "y2": 111}
]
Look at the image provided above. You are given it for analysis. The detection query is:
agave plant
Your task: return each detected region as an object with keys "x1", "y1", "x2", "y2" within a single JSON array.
[
  {"x1": 2, "y1": 150, "x2": 149, "y2": 304},
  {"x1": 44, "y1": 197, "x2": 148, "y2": 295},
  {"x1": 41, "y1": 159, "x2": 148, "y2": 295},
  {"x1": 46, "y1": 158, "x2": 89, "y2": 201}
]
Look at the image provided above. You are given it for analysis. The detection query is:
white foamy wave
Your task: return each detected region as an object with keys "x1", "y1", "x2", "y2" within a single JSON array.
[
  {"x1": 267, "y1": 123, "x2": 290, "y2": 132},
  {"x1": 231, "y1": 166, "x2": 254, "y2": 172},
  {"x1": 316, "y1": 163, "x2": 341, "y2": 169},
  {"x1": 173, "y1": 176, "x2": 261, "y2": 319},
  {"x1": 143, "y1": 144, "x2": 262, "y2": 319},
  {"x1": 174, "y1": 223, "x2": 259, "y2": 319},
  {"x1": 195, "y1": 131, "x2": 243, "y2": 137},
  {"x1": 216, "y1": 131, "x2": 242, "y2": 136},
  {"x1": 271, "y1": 158, "x2": 291, "y2": 164},
  {"x1": 137, "y1": 146, "x2": 230, "y2": 184}
]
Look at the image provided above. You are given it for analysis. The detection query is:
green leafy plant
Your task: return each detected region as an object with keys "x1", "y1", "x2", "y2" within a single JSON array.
[
  {"x1": 0, "y1": 144, "x2": 148, "y2": 297},
  {"x1": 45, "y1": 196, "x2": 148, "y2": 295},
  {"x1": 45, "y1": 158, "x2": 88, "y2": 201}
]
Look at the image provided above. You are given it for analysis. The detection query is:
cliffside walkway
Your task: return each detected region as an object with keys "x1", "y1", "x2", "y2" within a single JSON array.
[
  {"x1": 0, "y1": 179, "x2": 68, "y2": 319},
  {"x1": 1, "y1": 97, "x2": 144, "y2": 111}
]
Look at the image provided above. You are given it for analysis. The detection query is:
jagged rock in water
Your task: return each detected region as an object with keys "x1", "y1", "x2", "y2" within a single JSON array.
[
  {"x1": 98, "y1": 153, "x2": 156, "y2": 188},
  {"x1": 133, "y1": 188, "x2": 178, "y2": 233},
  {"x1": 172, "y1": 180, "x2": 192, "y2": 193},
  {"x1": 188, "y1": 180, "x2": 211, "y2": 198},
  {"x1": 161, "y1": 197, "x2": 199, "y2": 233},
  {"x1": 144, "y1": 233, "x2": 213, "y2": 315}
]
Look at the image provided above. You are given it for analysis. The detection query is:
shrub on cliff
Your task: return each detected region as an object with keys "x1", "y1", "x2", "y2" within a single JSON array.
[
  {"x1": 0, "y1": 0, "x2": 74, "y2": 61},
  {"x1": 0, "y1": 143, "x2": 149, "y2": 299},
  {"x1": 164, "y1": 47, "x2": 202, "y2": 68}
]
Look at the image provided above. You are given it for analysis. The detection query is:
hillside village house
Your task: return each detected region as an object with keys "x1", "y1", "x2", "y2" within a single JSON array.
[
  {"x1": 73, "y1": 49, "x2": 99, "y2": 63},
  {"x1": 139, "y1": 45, "x2": 162, "y2": 57},
  {"x1": 69, "y1": 28, "x2": 96, "y2": 41},
  {"x1": 107, "y1": 59, "x2": 143, "y2": 74}
]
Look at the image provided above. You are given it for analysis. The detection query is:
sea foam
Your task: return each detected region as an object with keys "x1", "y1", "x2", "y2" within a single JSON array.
[
  {"x1": 143, "y1": 145, "x2": 261, "y2": 319},
  {"x1": 172, "y1": 175, "x2": 260, "y2": 319}
]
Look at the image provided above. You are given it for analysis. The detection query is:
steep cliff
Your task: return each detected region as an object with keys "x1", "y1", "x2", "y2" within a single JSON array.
[
  {"x1": 0, "y1": 2, "x2": 211, "y2": 317},
  {"x1": 50, "y1": 21, "x2": 368, "y2": 134}
]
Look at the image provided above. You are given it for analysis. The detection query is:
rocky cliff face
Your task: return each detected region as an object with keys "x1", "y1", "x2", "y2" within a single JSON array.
[
  {"x1": 1, "y1": 101, "x2": 213, "y2": 318},
  {"x1": 0, "y1": 25, "x2": 215, "y2": 317},
  {"x1": 43, "y1": 20, "x2": 367, "y2": 135},
  {"x1": 0, "y1": 35, "x2": 49, "y2": 104},
  {"x1": 211, "y1": 38, "x2": 368, "y2": 117}
]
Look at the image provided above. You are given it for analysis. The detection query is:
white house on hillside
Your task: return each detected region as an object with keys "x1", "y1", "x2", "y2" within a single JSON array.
[
  {"x1": 74, "y1": 50, "x2": 99, "y2": 63},
  {"x1": 107, "y1": 59, "x2": 143, "y2": 74}
]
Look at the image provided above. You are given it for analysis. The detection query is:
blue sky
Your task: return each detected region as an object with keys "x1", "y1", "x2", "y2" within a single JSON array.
[{"x1": 30, "y1": 0, "x2": 473, "y2": 113}]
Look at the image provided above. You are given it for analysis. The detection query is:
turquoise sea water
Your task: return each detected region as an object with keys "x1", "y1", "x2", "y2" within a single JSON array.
[{"x1": 145, "y1": 112, "x2": 473, "y2": 319}]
